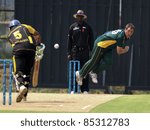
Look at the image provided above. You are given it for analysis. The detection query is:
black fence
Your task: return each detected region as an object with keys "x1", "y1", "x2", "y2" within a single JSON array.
[{"x1": 15, "y1": 0, "x2": 150, "y2": 90}]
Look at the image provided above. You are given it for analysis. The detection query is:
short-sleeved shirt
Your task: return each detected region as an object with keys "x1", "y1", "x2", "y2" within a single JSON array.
[
  {"x1": 7, "y1": 24, "x2": 36, "y2": 53},
  {"x1": 96, "y1": 29, "x2": 128, "y2": 50}
]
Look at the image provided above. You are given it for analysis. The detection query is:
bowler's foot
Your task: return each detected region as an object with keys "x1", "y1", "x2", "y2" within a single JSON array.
[
  {"x1": 76, "y1": 71, "x2": 83, "y2": 86},
  {"x1": 16, "y1": 85, "x2": 27, "y2": 102},
  {"x1": 89, "y1": 71, "x2": 98, "y2": 84}
]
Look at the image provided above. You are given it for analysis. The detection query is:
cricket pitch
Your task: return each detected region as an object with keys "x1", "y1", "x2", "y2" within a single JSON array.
[{"x1": 0, "y1": 93, "x2": 122, "y2": 112}]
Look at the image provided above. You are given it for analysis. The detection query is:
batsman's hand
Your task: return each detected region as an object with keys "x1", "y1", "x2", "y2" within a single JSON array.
[
  {"x1": 35, "y1": 54, "x2": 43, "y2": 61},
  {"x1": 35, "y1": 43, "x2": 45, "y2": 61}
]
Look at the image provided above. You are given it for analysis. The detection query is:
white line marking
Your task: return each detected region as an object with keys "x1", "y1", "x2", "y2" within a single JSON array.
[{"x1": 82, "y1": 105, "x2": 91, "y2": 110}]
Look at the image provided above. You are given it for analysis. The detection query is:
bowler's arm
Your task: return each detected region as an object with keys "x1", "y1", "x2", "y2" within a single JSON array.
[{"x1": 116, "y1": 46, "x2": 129, "y2": 55}]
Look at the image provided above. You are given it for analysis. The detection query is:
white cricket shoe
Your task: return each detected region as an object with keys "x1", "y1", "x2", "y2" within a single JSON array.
[
  {"x1": 76, "y1": 71, "x2": 83, "y2": 86},
  {"x1": 70, "y1": 91, "x2": 74, "y2": 94},
  {"x1": 83, "y1": 91, "x2": 89, "y2": 94},
  {"x1": 89, "y1": 71, "x2": 98, "y2": 84},
  {"x1": 16, "y1": 85, "x2": 27, "y2": 102}
]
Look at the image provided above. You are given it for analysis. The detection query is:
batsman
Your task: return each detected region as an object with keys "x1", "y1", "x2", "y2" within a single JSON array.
[
  {"x1": 76, "y1": 23, "x2": 135, "y2": 85},
  {"x1": 7, "y1": 19, "x2": 45, "y2": 102}
]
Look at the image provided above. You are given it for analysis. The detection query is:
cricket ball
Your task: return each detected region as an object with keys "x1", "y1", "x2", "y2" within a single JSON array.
[{"x1": 54, "y1": 43, "x2": 59, "y2": 49}]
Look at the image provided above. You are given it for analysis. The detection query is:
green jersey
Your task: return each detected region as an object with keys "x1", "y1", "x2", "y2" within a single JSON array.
[{"x1": 96, "y1": 29, "x2": 128, "y2": 50}]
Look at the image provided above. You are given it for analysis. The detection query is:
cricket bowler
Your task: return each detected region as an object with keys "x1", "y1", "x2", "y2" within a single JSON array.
[{"x1": 76, "y1": 23, "x2": 135, "y2": 85}]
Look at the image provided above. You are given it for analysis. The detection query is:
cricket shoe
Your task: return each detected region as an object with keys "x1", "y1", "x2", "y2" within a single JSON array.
[
  {"x1": 23, "y1": 92, "x2": 28, "y2": 101},
  {"x1": 76, "y1": 71, "x2": 83, "y2": 86},
  {"x1": 83, "y1": 91, "x2": 89, "y2": 94},
  {"x1": 23, "y1": 90, "x2": 28, "y2": 101},
  {"x1": 70, "y1": 91, "x2": 74, "y2": 94},
  {"x1": 89, "y1": 71, "x2": 98, "y2": 84},
  {"x1": 23, "y1": 96, "x2": 27, "y2": 101},
  {"x1": 16, "y1": 85, "x2": 27, "y2": 102}
]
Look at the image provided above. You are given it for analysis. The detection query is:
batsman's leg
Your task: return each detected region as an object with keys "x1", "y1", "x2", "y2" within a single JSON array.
[{"x1": 14, "y1": 71, "x2": 28, "y2": 102}]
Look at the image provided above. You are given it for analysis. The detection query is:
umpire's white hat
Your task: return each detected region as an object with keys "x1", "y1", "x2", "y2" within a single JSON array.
[{"x1": 73, "y1": 10, "x2": 87, "y2": 19}]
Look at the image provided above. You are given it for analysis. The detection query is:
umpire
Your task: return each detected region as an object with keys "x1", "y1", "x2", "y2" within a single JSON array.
[{"x1": 67, "y1": 10, "x2": 94, "y2": 93}]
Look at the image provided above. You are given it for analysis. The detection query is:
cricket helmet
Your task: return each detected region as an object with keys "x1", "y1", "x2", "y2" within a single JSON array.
[{"x1": 9, "y1": 19, "x2": 21, "y2": 28}]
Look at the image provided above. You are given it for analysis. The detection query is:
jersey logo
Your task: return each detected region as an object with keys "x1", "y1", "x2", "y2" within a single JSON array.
[
  {"x1": 73, "y1": 27, "x2": 79, "y2": 30},
  {"x1": 112, "y1": 29, "x2": 122, "y2": 34}
]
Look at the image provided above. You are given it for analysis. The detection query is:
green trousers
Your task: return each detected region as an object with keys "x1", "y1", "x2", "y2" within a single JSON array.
[{"x1": 79, "y1": 38, "x2": 113, "y2": 77}]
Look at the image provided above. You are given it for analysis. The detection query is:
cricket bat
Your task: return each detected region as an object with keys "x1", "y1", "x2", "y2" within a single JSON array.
[
  {"x1": 32, "y1": 43, "x2": 45, "y2": 87},
  {"x1": 32, "y1": 59, "x2": 40, "y2": 87}
]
